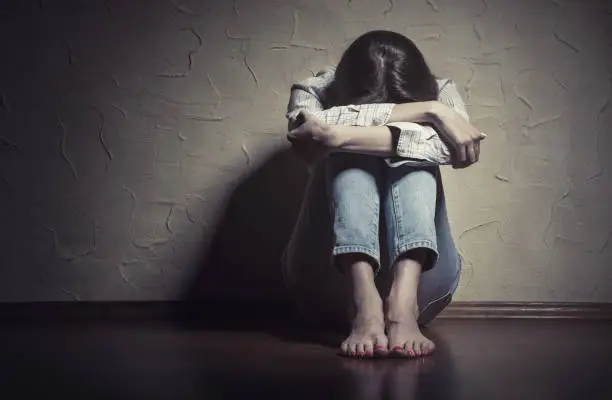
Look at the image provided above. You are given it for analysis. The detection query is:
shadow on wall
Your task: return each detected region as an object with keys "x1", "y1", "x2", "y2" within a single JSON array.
[
  {"x1": 175, "y1": 146, "x2": 396, "y2": 330},
  {"x1": 181, "y1": 146, "x2": 310, "y2": 307}
]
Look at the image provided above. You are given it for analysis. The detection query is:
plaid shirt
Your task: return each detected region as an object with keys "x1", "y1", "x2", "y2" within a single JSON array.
[
  {"x1": 282, "y1": 66, "x2": 465, "y2": 297},
  {"x1": 286, "y1": 66, "x2": 470, "y2": 167}
]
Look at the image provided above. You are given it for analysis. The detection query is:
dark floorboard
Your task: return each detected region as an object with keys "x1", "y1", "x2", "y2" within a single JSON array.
[{"x1": 1, "y1": 318, "x2": 611, "y2": 399}]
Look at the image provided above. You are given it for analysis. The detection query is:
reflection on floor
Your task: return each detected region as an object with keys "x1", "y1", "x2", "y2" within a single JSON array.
[{"x1": 0, "y1": 318, "x2": 611, "y2": 399}]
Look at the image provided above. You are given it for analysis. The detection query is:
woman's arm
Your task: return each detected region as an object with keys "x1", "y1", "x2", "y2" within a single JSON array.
[
  {"x1": 378, "y1": 81, "x2": 485, "y2": 167},
  {"x1": 287, "y1": 67, "x2": 395, "y2": 130},
  {"x1": 287, "y1": 67, "x2": 436, "y2": 129},
  {"x1": 286, "y1": 68, "x2": 483, "y2": 167}
]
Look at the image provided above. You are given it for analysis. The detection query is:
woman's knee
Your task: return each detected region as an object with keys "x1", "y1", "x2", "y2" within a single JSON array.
[
  {"x1": 328, "y1": 156, "x2": 380, "y2": 191},
  {"x1": 389, "y1": 167, "x2": 437, "y2": 196},
  {"x1": 386, "y1": 173, "x2": 437, "y2": 235},
  {"x1": 327, "y1": 157, "x2": 381, "y2": 235}
]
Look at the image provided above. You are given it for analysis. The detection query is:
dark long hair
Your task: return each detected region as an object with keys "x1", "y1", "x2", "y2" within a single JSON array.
[{"x1": 324, "y1": 30, "x2": 438, "y2": 108}]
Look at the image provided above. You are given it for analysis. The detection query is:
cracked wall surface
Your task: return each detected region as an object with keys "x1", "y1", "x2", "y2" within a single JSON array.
[{"x1": 0, "y1": 0, "x2": 611, "y2": 302}]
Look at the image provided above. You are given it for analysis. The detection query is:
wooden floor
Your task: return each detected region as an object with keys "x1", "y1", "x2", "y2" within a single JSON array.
[{"x1": 1, "y1": 318, "x2": 611, "y2": 399}]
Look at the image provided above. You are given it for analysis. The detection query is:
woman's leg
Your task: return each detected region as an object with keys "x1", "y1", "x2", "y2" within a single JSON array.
[
  {"x1": 326, "y1": 153, "x2": 387, "y2": 358},
  {"x1": 383, "y1": 165, "x2": 439, "y2": 357},
  {"x1": 415, "y1": 173, "x2": 462, "y2": 326}
]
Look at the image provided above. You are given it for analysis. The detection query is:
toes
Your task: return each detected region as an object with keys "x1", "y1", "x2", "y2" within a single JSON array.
[
  {"x1": 418, "y1": 340, "x2": 428, "y2": 356},
  {"x1": 363, "y1": 341, "x2": 374, "y2": 358},
  {"x1": 423, "y1": 340, "x2": 435, "y2": 355},
  {"x1": 388, "y1": 343, "x2": 410, "y2": 357},
  {"x1": 415, "y1": 341, "x2": 425, "y2": 357},
  {"x1": 349, "y1": 342, "x2": 359, "y2": 357},
  {"x1": 374, "y1": 346, "x2": 388, "y2": 356},
  {"x1": 342, "y1": 337, "x2": 384, "y2": 358},
  {"x1": 404, "y1": 342, "x2": 416, "y2": 357},
  {"x1": 390, "y1": 344, "x2": 405, "y2": 355},
  {"x1": 341, "y1": 340, "x2": 350, "y2": 356},
  {"x1": 355, "y1": 343, "x2": 366, "y2": 357},
  {"x1": 374, "y1": 335, "x2": 388, "y2": 356},
  {"x1": 414, "y1": 339, "x2": 435, "y2": 356},
  {"x1": 421, "y1": 341, "x2": 432, "y2": 356},
  {"x1": 408, "y1": 340, "x2": 423, "y2": 357},
  {"x1": 341, "y1": 340, "x2": 358, "y2": 357}
]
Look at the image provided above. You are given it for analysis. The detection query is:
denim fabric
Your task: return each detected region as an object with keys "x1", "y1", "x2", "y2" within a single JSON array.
[
  {"x1": 326, "y1": 153, "x2": 439, "y2": 274},
  {"x1": 281, "y1": 158, "x2": 462, "y2": 323}
]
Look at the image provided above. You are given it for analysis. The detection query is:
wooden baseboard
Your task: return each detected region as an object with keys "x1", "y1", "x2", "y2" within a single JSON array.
[
  {"x1": 440, "y1": 301, "x2": 612, "y2": 320},
  {"x1": 0, "y1": 300, "x2": 611, "y2": 325}
]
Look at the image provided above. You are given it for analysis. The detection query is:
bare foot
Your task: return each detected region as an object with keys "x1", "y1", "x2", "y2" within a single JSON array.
[
  {"x1": 341, "y1": 298, "x2": 388, "y2": 358},
  {"x1": 385, "y1": 298, "x2": 435, "y2": 357}
]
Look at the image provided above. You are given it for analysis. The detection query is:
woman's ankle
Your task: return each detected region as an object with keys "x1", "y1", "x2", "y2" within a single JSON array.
[{"x1": 386, "y1": 293, "x2": 419, "y2": 326}]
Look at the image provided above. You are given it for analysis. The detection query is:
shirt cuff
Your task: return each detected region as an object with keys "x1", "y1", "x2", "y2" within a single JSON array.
[
  {"x1": 387, "y1": 122, "x2": 421, "y2": 158},
  {"x1": 386, "y1": 122, "x2": 452, "y2": 164}
]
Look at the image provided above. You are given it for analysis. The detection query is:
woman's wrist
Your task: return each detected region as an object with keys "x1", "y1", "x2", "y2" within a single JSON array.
[
  {"x1": 327, "y1": 125, "x2": 351, "y2": 151},
  {"x1": 424, "y1": 101, "x2": 449, "y2": 123},
  {"x1": 325, "y1": 124, "x2": 396, "y2": 157}
]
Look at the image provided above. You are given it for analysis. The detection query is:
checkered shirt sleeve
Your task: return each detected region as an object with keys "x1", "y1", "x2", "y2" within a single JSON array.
[{"x1": 286, "y1": 66, "x2": 469, "y2": 167}]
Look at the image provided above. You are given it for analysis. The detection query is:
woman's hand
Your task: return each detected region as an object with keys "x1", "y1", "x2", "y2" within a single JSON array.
[
  {"x1": 287, "y1": 111, "x2": 339, "y2": 164},
  {"x1": 429, "y1": 103, "x2": 487, "y2": 169}
]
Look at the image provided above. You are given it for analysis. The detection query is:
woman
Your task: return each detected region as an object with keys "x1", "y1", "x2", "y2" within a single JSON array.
[{"x1": 282, "y1": 30, "x2": 485, "y2": 359}]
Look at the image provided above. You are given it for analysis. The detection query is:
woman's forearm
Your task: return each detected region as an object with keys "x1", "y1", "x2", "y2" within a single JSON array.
[
  {"x1": 330, "y1": 125, "x2": 398, "y2": 157},
  {"x1": 387, "y1": 101, "x2": 439, "y2": 124},
  {"x1": 328, "y1": 101, "x2": 443, "y2": 157}
]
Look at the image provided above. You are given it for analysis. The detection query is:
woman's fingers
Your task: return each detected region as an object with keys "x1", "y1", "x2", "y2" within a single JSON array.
[
  {"x1": 458, "y1": 144, "x2": 467, "y2": 164},
  {"x1": 466, "y1": 142, "x2": 477, "y2": 165},
  {"x1": 288, "y1": 126, "x2": 306, "y2": 140},
  {"x1": 452, "y1": 148, "x2": 467, "y2": 169},
  {"x1": 453, "y1": 140, "x2": 481, "y2": 169}
]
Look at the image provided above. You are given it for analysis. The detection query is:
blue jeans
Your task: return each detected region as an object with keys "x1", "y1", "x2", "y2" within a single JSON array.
[
  {"x1": 281, "y1": 154, "x2": 461, "y2": 326},
  {"x1": 327, "y1": 153, "x2": 439, "y2": 273},
  {"x1": 326, "y1": 153, "x2": 461, "y2": 323}
]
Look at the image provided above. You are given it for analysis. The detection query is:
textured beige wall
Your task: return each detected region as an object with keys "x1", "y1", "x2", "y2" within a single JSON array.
[{"x1": 1, "y1": 0, "x2": 611, "y2": 302}]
